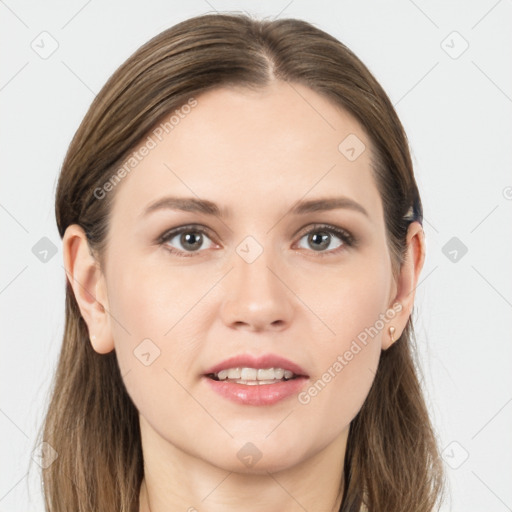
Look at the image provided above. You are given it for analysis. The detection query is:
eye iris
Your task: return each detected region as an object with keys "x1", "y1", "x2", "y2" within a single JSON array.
[
  {"x1": 309, "y1": 232, "x2": 330, "y2": 251},
  {"x1": 181, "y1": 232, "x2": 203, "y2": 251}
]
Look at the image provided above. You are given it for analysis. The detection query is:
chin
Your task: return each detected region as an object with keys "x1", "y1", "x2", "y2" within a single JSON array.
[{"x1": 208, "y1": 439, "x2": 309, "y2": 475}]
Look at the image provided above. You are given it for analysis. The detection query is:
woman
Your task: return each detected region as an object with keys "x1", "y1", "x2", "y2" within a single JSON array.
[{"x1": 36, "y1": 12, "x2": 445, "y2": 512}]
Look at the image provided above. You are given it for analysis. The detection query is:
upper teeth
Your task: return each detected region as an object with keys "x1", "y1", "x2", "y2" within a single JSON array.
[{"x1": 215, "y1": 367, "x2": 295, "y2": 381}]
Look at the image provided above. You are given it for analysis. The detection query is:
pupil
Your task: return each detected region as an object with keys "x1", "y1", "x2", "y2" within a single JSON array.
[
  {"x1": 309, "y1": 232, "x2": 329, "y2": 251},
  {"x1": 182, "y1": 232, "x2": 202, "y2": 251}
]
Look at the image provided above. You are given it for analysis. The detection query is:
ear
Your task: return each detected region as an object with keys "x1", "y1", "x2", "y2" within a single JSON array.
[
  {"x1": 62, "y1": 224, "x2": 114, "y2": 354},
  {"x1": 382, "y1": 221, "x2": 425, "y2": 350}
]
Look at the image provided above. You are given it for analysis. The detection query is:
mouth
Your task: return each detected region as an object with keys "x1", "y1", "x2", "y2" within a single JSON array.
[
  {"x1": 205, "y1": 366, "x2": 302, "y2": 385},
  {"x1": 202, "y1": 354, "x2": 309, "y2": 406}
]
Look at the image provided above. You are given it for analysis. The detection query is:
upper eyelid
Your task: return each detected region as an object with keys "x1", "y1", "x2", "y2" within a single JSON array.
[
  {"x1": 157, "y1": 224, "x2": 213, "y2": 241},
  {"x1": 296, "y1": 222, "x2": 352, "y2": 238}
]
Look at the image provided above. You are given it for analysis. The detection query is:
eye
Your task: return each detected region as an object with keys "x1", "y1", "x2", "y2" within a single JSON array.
[
  {"x1": 157, "y1": 223, "x2": 355, "y2": 258},
  {"x1": 158, "y1": 225, "x2": 216, "y2": 257},
  {"x1": 294, "y1": 224, "x2": 355, "y2": 256}
]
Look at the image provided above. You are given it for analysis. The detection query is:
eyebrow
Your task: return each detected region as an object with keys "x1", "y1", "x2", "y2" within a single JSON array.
[
  {"x1": 140, "y1": 195, "x2": 369, "y2": 219},
  {"x1": 291, "y1": 197, "x2": 369, "y2": 217},
  {"x1": 141, "y1": 196, "x2": 229, "y2": 219}
]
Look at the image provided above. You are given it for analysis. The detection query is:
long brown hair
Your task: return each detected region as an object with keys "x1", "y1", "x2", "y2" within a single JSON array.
[{"x1": 34, "y1": 12, "x2": 445, "y2": 511}]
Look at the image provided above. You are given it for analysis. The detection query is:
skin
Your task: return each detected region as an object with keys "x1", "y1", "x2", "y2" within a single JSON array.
[{"x1": 63, "y1": 81, "x2": 425, "y2": 512}]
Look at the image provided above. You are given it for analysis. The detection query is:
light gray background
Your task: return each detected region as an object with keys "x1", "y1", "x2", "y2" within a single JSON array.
[{"x1": 1, "y1": 1, "x2": 511, "y2": 511}]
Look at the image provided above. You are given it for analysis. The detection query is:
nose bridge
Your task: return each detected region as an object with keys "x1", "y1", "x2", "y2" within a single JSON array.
[{"x1": 220, "y1": 234, "x2": 294, "y2": 330}]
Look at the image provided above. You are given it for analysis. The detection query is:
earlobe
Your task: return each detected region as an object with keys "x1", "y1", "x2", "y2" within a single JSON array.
[
  {"x1": 382, "y1": 221, "x2": 426, "y2": 350},
  {"x1": 62, "y1": 224, "x2": 115, "y2": 354}
]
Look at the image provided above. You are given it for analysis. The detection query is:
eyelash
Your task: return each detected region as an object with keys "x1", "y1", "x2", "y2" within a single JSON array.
[{"x1": 157, "y1": 223, "x2": 356, "y2": 258}]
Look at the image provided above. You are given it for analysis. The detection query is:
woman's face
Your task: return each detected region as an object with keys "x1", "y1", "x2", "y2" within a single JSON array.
[{"x1": 88, "y1": 81, "x2": 407, "y2": 473}]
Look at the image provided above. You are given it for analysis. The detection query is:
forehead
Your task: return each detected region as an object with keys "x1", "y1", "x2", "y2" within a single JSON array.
[{"x1": 109, "y1": 81, "x2": 383, "y2": 224}]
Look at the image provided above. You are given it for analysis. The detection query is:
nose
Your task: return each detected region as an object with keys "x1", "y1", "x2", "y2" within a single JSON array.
[{"x1": 219, "y1": 247, "x2": 295, "y2": 332}]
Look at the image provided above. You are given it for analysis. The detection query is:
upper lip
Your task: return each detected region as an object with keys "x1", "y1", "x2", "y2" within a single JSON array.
[{"x1": 203, "y1": 353, "x2": 309, "y2": 378}]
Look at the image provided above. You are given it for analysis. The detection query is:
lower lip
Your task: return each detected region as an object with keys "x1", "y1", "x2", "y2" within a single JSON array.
[{"x1": 203, "y1": 376, "x2": 308, "y2": 406}]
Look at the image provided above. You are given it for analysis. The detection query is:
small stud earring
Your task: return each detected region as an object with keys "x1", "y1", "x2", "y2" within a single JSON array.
[{"x1": 389, "y1": 326, "x2": 396, "y2": 344}]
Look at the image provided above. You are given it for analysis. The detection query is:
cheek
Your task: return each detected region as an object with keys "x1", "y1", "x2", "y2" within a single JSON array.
[
  {"x1": 106, "y1": 253, "x2": 214, "y2": 397},
  {"x1": 302, "y1": 249, "x2": 390, "y2": 348},
  {"x1": 296, "y1": 255, "x2": 389, "y2": 423},
  {"x1": 108, "y1": 252, "x2": 208, "y2": 339}
]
